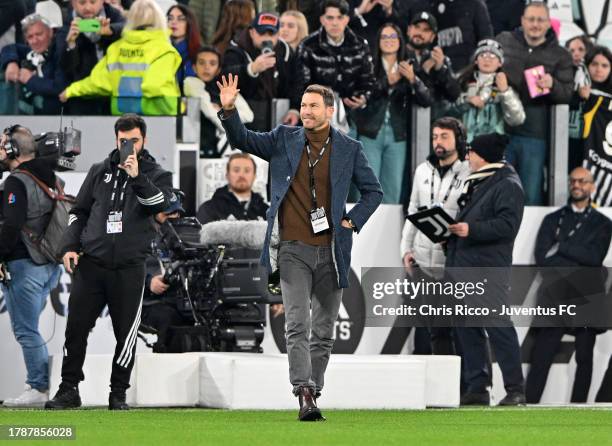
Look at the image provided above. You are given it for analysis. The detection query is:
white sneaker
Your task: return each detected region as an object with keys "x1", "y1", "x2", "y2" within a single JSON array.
[{"x1": 3, "y1": 385, "x2": 49, "y2": 408}]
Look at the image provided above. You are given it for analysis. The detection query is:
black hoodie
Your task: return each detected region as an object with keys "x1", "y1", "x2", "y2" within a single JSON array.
[
  {"x1": 197, "y1": 185, "x2": 268, "y2": 225},
  {"x1": 0, "y1": 158, "x2": 57, "y2": 261},
  {"x1": 60, "y1": 149, "x2": 172, "y2": 269}
]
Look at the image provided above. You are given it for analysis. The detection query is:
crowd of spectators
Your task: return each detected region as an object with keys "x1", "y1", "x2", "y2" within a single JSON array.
[{"x1": 0, "y1": 0, "x2": 611, "y2": 205}]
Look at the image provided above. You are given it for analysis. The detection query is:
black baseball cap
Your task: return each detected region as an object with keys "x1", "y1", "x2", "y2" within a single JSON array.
[
  {"x1": 410, "y1": 11, "x2": 438, "y2": 33},
  {"x1": 164, "y1": 190, "x2": 185, "y2": 215}
]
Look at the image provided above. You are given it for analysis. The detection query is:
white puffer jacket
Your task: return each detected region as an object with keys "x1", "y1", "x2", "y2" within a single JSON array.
[{"x1": 400, "y1": 158, "x2": 471, "y2": 268}]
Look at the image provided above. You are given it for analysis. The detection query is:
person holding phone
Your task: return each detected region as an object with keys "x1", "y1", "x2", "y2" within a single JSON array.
[
  {"x1": 448, "y1": 39, "x2": 525, "y2": 143},
  {"x1": 45, "y1": 114, "x2": 172, "y2": 411},
  {"x1": 58, "y1": 0, "x2": 181, "y2": 116},
  {"x1": 56, "y1": 0, "x2": 125, "y2": 115},
  {"x1": 222, "y1": 12, "x2": 300, "y2": 129},
  {"x1": 495, "y1": 1, "x2": 573, "y2": 205}
]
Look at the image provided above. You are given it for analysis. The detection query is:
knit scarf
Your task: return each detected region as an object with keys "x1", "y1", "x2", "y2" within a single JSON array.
[{"x1": 457, "y1": 163, "x2": 504, "y2": 209}]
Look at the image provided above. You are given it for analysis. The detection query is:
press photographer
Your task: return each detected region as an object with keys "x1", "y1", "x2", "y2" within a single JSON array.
[{"x1": 0, "y1": 125, "x2": 64, "y2": 408}]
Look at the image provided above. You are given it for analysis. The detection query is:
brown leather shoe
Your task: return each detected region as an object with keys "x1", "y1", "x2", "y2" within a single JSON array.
[{"x1": 298, "y1": 387, "x2": 325, "y2": 421}]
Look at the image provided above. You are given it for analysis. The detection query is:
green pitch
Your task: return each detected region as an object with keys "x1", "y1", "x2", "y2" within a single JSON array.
[{"x1": 1, "y1": 408, "x2": 611, "y2": 446}]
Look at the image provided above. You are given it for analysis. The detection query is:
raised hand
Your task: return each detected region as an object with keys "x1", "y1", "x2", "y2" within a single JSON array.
[{"x1": 216, "y1": 74, "x2": 240, "y2": 111}]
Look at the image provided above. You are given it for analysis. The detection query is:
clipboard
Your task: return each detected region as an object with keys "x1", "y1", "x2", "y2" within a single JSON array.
[{"x1": 407, "y1": 207, "x2": 456, "y2": 243}]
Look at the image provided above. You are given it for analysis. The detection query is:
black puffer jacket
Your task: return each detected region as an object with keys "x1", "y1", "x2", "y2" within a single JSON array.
[
  {"x1": 296, "y1": 27, "x2": 375, "y2": 101},
  {"x1": 496, "y1": 28, "x2": 574, "y2": 138},
  {"x1": 60, "y1": 149, "x2": 172, "y2": 269},
  {"x1": 197, "y1": 185, "x2": 268, "y2": 225}
]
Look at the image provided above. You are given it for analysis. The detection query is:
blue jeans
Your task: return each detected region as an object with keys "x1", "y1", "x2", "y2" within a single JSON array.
[
  {"x1": 359, "y1": 122, "x2": 407, "y2": 204},
  {"x1": 505, "y1": 135, "x2": 547, "y2": 205},
  {"x1": 2, "y1": 259, "x2": 61, "y2": 391}
]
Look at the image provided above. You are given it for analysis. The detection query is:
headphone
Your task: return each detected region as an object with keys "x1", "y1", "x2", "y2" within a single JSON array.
[
  {"x1": 2, "y1": 125, "x2": 22, "y2": 160},
  {"x1": 432, "y1": 117, "x2": 468, "y2": 160}
]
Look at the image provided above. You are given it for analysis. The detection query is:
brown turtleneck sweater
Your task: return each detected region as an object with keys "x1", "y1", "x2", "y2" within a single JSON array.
[{"x1": 280, "y1": 124, "x2": 332, "y2": 246}]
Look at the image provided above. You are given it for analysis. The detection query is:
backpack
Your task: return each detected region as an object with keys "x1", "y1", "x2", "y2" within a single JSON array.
[{"x1": 15, "y1": 169, "x2": 76, "y2": 264}]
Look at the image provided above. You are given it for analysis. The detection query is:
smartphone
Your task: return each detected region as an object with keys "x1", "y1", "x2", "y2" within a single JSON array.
[
  {"x1": 78, "y1": 19, "x2": 101, "y2": 33},
  {"x1": 261, "y1": 40, "x2": 275, "y2": 55},
  {"x1": 119, "y1": 139, "x2": 134, "y2": 165}
]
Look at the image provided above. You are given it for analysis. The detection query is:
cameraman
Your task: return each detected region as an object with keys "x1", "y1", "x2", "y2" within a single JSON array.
[
  {"x1": 405, "y1": 12, "x2": 461, "y2": 120},
  {"x1": 45, "y1": 114, "x2": 172, "y2": 411},
  {"x1": 141, "y1": 192, "x2": 192, "y2": 353},
  {"x1": 0, "y1": 125, "x2": 61, "y2": 407}
]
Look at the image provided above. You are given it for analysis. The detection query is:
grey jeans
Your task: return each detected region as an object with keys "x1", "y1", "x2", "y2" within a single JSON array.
[{"x1": 278, "y1": 240, "x2": 343, "y2": 396}]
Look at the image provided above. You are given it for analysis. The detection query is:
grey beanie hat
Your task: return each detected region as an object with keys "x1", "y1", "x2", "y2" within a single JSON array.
[{"x1": 473, "y1": 39, "x2": 504, "y2": 65}]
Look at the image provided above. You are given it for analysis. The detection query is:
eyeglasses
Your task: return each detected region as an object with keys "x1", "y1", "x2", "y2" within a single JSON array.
[
  {"x1": 523, "y1": 16, "x2": 548, "y2": 24},
  {"x1": 568, "y1": 178, "x2": 593, "y2": 185},
  {"x1": 381, "y1": 33, "x2": 399, "y2": 40},
  {"x1": 167, "y1": 15, "x2": 187, "y2": 22}
]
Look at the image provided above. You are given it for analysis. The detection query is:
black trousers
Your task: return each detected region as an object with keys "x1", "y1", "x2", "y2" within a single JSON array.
[
  {"x1": 596, "y1": 354, "x2": 612, "y2": 402},
  {"x1": 455, "y1": 326, "x2": 524, "y2": 394},
  {"x1": 61, "y1": 255, "x2": 145, "y2": 392},
  {"x1": 526, "y1": 327, "x2": 598, "y2": 403}
]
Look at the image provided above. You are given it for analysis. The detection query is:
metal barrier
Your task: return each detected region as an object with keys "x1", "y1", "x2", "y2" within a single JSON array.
[
  {"x1": 180, "y1": 97, "x2": 201, "y2": 144},
  {"x1": 410, "y1": 105, "x2": 432, "y2": 174},
  {"x1": 549, "y1": 104, "x2": 570, "y2": 206}
]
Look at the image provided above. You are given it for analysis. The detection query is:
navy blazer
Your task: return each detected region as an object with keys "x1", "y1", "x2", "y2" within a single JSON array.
[{"x1": 219, "y1": 110, "x2": 383, "y2": 288}]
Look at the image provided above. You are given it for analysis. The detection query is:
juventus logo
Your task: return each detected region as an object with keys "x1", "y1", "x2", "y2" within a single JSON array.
[
  {"x1": 417, "y1": 215, "x2": 451, "y2": 238},
  {"x1": 104, "y1": 173, "x2": 112, "y2": 183}
]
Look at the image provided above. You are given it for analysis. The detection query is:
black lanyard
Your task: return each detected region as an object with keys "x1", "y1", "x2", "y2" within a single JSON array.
[
  {"x1": 555, "y1": 205, "x2": 592, "y2": 241},
  {"x1": 430, "y1": 167, "x2": 459, "y2": 206},
  {"x1": 110, "y1": 169, "x2": 128, "y2": 211},
  {"x1": 306, "y1": 137, "x2": 330, "y2": 209}
]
